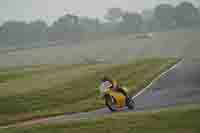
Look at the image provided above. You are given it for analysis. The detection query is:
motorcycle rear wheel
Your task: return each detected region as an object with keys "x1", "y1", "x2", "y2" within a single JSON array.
[{"x1": 104, "y1": 94, "x2": 118, "y2": 112}]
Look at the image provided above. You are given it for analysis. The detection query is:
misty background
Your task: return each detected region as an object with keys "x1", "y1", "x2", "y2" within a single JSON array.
[
  {"x1": 0, "y1": 0, "x2": 200, "y2": 48},
  {"x1": 0, "y1": 0, "x2": 199, "y2": 25}
]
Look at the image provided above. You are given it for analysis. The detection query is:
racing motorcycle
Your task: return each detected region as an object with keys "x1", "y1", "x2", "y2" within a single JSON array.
[{"x1": 98, "y1": 83, "x2": 135, "y2": 112}]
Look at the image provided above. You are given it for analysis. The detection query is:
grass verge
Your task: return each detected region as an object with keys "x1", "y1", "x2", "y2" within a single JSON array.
[
  {"x1": 0, "y1": 58, "x2": 178, "y2": 126},
  {"x1": 1, "y1": 104, "x2": 200, "y2": 133}
]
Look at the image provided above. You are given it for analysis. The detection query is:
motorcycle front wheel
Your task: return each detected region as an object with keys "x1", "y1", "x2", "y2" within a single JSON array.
[{"x1": 126, "y1": 97, "x2": 135, "y2": 110}]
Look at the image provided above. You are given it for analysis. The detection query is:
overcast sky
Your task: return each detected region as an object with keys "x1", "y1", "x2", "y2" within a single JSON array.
[{"x1": 0, "y1": 0, "x2": 199, "y2": 25}]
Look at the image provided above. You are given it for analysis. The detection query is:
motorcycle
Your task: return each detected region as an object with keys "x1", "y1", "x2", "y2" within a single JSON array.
[{"x1": 98, "y1": 83, "x2": 135, "y2": 112}]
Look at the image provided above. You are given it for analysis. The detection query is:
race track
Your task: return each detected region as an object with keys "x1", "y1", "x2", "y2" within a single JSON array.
[{"x1": 4, "y1": 59, "x2": 200, "y2": 127}]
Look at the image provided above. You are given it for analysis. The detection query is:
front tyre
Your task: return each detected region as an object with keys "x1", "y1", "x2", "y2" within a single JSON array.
[
  {"x1": 104, "y1": 94, "x2": 118, "y2": 112},
  {"x1": 126, "y1": 97, "x2": 135, "y2": 110}
]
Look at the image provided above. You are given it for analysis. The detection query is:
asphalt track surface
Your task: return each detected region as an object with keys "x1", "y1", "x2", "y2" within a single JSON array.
[{"x1": 2, "y1": 59, "x2": 200, "y2": 128}]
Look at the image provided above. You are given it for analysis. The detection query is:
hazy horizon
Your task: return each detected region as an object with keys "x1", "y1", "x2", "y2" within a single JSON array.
[{"x1": 0, "y1": 0, "x2": 199, "y2": 25}]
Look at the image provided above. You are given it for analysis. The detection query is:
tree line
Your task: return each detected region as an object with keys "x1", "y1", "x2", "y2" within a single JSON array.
[{"x1": 0, "y1": 1, "x2": 200, "y2": 45}]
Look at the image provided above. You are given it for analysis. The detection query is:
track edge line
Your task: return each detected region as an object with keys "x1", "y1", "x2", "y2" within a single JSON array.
[{"x1": 132, "y1": 58, "x2": 184, "y2": 99}]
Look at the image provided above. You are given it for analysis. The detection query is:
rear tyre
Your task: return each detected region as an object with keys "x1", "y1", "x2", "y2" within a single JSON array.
[{"x1": 104, "y1": 94, "x2": 117, "y2": 112}]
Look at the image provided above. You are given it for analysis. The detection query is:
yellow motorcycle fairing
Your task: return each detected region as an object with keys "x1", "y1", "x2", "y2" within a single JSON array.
[{"x1": 105, "y1": 90, "x2": 126, "y2": 108}]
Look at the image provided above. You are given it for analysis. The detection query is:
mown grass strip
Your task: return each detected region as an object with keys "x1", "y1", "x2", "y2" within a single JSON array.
[{"x1": 1, "y1": 105, "x2": 200, "y2": 133}]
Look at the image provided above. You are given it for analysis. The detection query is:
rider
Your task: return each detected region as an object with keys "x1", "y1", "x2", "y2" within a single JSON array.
[{"x1": 100, "y1": 76, "x2": 128, "y2": 97}]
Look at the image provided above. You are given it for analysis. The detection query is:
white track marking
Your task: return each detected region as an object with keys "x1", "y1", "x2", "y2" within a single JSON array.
[{"x1": 132, "y1": 59, "x2": 184, "y2": 99}]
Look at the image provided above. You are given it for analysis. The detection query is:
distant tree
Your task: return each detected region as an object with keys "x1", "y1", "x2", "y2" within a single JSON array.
[
  {"x1": 141, "y1": 9, "x2": 154, "y2": 21},
  {"x1": 141, "y1": 9, "x2": 157, "y2": 32},
  {"x1": 175, "y1": 2, "x2": 200, "y2": 27},
  {"x1": 0, "y1": 21, "x2": 29, "y2": 44},
  {"x1": 104, "y1": 8, "x2": 124, "y2": 23},
  {"x1": 154, "y1": 4, "x2": 176, "y2": 28},
  {"x1": 29, "y1": 20, "x2": 47, "y2": 31},
  {"x1": 50, "y1": 13, "x2": 83, "y2": 33},
  {"x1": 118, "y1": 12, "x2": 143, "y2": 33},
  {"x1": 28, "y1": 20, "x2": 48, "y2": 41},
  {"x1": 48, "y1": 13, "x2": 84, "y2": 41},
  {"x1": 199, "y1": 6, "x2": 200, "y2": 14},
  {"x1": 51, "y1": 14, "x2": 71, "y2": 33},
  {"x1": 79, "y1": 17, "x2": 96, "y2": 32},
  {"x1": 0, "y1": 25, "x2": 7, "y2": 44},
  {"x1": 0, "y1": 20, "x2": 49, "y2": 45},
  {"x1": 141, "y1": 16, "x2": 162, "y2": 32}
]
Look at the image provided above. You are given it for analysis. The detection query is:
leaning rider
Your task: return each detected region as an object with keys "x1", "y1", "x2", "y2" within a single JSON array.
[{"x1": 100, "y1": 76, "x2": 128, "y2": 97}]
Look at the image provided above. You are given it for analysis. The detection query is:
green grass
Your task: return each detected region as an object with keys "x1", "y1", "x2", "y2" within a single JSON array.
[
  {"x1": 0, "y1": 58, "x2": 178, "y2": 126},
  {"x1": 1, "y1": 105, "x2": 200, "y2": 133}
]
